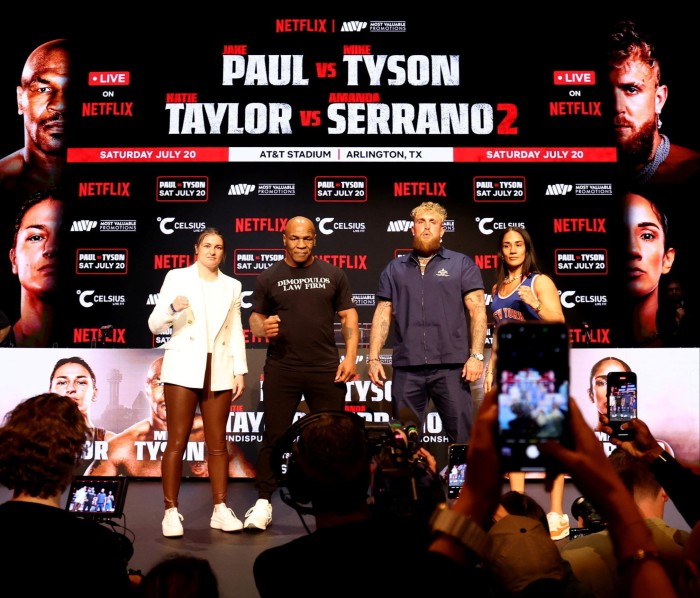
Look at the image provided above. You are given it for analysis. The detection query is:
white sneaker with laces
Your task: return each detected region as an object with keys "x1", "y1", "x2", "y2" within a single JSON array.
[
  {"x1": 210, "y1": 503, "x2": 243, "y2": 532},
  {"x1": 162, "y1": 507, "x2": 184, "y2": 538},
  {"x1": 244, "y1": 499, "x2": 272, "y2": 531},
  {"x1": 547, "y1": 511, "x2": 570, "y2": 541}
]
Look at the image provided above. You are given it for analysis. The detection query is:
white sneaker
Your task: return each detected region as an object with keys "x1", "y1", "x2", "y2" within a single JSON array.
[
  {"x1": 210, "y1": 503, "x2": 243, "y2": 532},
  {"x1": 244, "y1": 499, "x2": 272, "y2": 531},
  {"x1": 162, "y1": 507, "x2": 184, "y2": 538},
  {"x1": 547, "y1": 511, "x2": 570, "y2": 541}
]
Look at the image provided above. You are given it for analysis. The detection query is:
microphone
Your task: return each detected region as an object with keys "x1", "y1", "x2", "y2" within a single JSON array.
[
  {"x1": 582, "y1": 322, "x2": 591, "y2": 345},
  {"x1": 98, "y1": 325, "x2": 114, "y2": 346},
  {"x1": 397, "y1": 407, "x2": 421, "y2": 454},
  {"x1": 403, "y1": 421, "x2": 420, "y2": 454}
]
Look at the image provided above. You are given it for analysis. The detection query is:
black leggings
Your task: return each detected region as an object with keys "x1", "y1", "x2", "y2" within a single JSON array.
[{"x1": 162, "y1": 355, "x2": 232, "y2": 509}]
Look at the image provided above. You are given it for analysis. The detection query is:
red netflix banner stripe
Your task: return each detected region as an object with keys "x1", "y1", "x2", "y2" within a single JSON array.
[
  {"x1": 67, "y1": 147, "x2": 230, "y2": 162},
  {"x1": 452, "y1": 147, "x2": 617, "y2": 162}
]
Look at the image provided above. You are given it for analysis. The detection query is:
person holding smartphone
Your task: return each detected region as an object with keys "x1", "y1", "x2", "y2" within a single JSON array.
[
  {"x1": 425, "y1": 386, "x2": 681, "y2": 598},
  {"x1": 483, "y1": 226, "x2": 570, "y2": 540},
  {"x1": 606, "y1": 371, "x2": 638, "y2": 439},
  {"x1": 587, "y1": 356, "x2": 632, "y2": 422},
  {"x1": 602, "y1": 416, "x2": 700, "y2": 528}
]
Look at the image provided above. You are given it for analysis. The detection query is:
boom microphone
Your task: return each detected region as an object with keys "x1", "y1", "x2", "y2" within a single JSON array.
[{"x1": 396, "y1": 406, "x2": 421, "y2": 454}]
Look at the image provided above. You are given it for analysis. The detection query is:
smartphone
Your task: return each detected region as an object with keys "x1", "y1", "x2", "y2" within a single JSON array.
[
  {"x1": 447, "y1": 443, "x2": 468, "y2": 499},
  {"x1": 606, "y1": 371, "x2": 637, "y2": 440},
  {"x1": 496, "y1": 321, "x2": 571, "y2": 472}
]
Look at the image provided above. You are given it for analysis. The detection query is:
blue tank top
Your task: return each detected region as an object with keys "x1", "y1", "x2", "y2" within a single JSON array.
[{"x1": 491, "y1": 273, "x2": 541, "y2": 325}]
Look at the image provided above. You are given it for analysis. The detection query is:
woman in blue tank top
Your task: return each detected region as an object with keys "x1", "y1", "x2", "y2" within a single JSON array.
[{"x1": 484, "y1": 226, "x2": 570, "y2": 541}]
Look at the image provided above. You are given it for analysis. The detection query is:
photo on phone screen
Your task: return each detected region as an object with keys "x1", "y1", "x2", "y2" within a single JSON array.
[
  {"x1": 447, "y1": 443, "x2": 468, "y2": 499},
  {"x1": 496, "y1": 321, "x2": 570, "y2": 472},
  {"x1": 606, "y1": 371, "x2": 637, "y2": 439}
]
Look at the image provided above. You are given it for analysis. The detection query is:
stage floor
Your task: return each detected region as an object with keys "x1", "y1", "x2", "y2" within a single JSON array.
[{"x1": 0, "y1": 478, "x2": 690, "y2": 598}]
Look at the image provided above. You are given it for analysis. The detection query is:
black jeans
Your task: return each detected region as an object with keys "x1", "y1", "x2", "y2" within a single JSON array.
[{"x1": 254, "y1": 362, "x2": 346, "y2": 498}]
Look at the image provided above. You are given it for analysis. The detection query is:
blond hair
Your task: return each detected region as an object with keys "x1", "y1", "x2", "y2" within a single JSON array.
[{"x1": 410, "y1": 201, "x2": 447, "y2": 222}]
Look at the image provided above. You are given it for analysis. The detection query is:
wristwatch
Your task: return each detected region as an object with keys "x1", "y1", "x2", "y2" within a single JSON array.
[
  {"x1": 429, "y1": 503, "x2": 490, "y2": 558},
  {"x1": 470, "y1": 353, "x2": 484, "y2": 361}
]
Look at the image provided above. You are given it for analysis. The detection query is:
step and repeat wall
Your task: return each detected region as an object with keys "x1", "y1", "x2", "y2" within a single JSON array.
[{"x1": 1, "y1": 12, "x2": 698, "y2": 475}]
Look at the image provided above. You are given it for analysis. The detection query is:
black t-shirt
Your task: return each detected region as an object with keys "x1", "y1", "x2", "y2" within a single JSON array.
[
  {"x1": 251, "y1": 258, "x2": 355, "y2": 371},
  {"x1": 0, "y1": 500, "x2": 132, "y2": 596},
  {"x1": 254, "y1": 517, "x2": 431, "y2": 598}
]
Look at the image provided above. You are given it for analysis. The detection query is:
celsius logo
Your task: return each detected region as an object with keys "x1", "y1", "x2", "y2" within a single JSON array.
[
  {"x1": 560, "y1": 290, "x2": 608, "y2": 308},
  {"x1": 477, "y1": 218, "x2": 526, "y2": 235},
  {"x1": 78, "y1": 289, "x2": 125, "y2": 308},
  {"x1": 316, "y1": 217, "x2": 366, "y2": 235},
  {"x1": 79, "y1": 290, "x2": 96, "y2": 307},
  {"x1": 241, "y1": 290, "x2": 253, "y2": 310},
  {"x1": 158, "y1": 217, "x2": 206, "y2": 235}
]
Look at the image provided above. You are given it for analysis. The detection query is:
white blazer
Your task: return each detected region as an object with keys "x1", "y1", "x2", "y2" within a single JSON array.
[{"x1": 148, "y1": 264, "x2": 248, "y2": 390}]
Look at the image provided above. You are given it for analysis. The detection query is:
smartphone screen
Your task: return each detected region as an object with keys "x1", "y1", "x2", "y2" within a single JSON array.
[
  {"x1": 496, "y1": 321, "x2": 570, "y2": 472},
  {"x1": 606, "y1": 372, "x2": 637, "y2": 439},
  {"x1": 447, "y1": 443, "x2": 468, "y2": 499}
]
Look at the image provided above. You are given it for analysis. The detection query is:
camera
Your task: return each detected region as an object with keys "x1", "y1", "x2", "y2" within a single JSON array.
[
  {"x1": 273, "y1": 412, "x2": 444, "y2": 521},
  {"x1": 366, "y1": 420, "x2": 445, "y2": 522},
  {"x1": 569, "y1": 496, "x2": 606, "y2": 539}
]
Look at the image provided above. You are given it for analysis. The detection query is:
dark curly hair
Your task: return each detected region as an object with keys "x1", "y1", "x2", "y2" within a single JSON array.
[{"x1": 0, "y1": 393, "x2": 88, "y2": 498}]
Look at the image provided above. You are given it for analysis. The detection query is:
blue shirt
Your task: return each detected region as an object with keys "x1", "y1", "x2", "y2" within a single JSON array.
[
  {"x1": 491, "y1": 274, "x2": 542, "y2": 326},
  {"x1": 376, "y1": 247, "x2": 484, "y2": 367}
]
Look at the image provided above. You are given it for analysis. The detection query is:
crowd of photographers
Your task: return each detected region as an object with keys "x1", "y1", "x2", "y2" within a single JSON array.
[
  {"x1": 251, "y1": 386, "x2": 700, "y2": 597},
  {"x1": 1, "y1": 380, "x2": 698, "y2": 596}
]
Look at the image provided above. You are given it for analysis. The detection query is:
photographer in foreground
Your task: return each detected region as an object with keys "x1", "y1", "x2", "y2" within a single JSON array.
[
  {"x1": 254, "y1": 411, "x2": 443, "y2": 597},
  {"x1": 0, "y1": 393, "x2": 132, "y2": 596},
  {"x1": 562, "y1": 448, "x2": 689, "y2": 598},
  {"x1": 601, "y1": 414, "x2": 700, "y2": 528},
  {"x1": 426, "y1": 386, "x2": 680, "y2": 597}
]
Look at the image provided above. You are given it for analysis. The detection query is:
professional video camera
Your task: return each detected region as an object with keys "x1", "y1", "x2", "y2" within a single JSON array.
[
  {"x1": 569, "y1": 495, "x2": 606, "y2": 539},
  {"x1": 272, "y1": 412, "x2": 445, "y2": 524},
  {"x1": 365, "y1": 419, "x2": 446, "y2": 522}
]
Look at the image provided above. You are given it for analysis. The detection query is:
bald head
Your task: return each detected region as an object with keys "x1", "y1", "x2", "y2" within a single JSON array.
[
  {"x1": 146, "y1": 357, "x2": 163, "y2": 385},
  {"x1": 16, "y1": 39, "x2": 70, "y2": 160},
  {"x1": 21, "y1": 39, "x2": 70, "y2": 87},
  {"x1": 283, "y1": 216, "x2": 316, "y2": 267},
  {"x1": 285, "y1": 216, "x2": 315, "y2": 235}
]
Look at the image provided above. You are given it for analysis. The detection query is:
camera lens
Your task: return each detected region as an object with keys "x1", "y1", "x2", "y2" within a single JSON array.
[{"x1": 571, "y1": 496, "x2": 606, "y2": 530}]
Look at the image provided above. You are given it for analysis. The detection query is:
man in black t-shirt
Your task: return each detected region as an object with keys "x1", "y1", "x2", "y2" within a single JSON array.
[{"x1": 243, "y1": 216, "x2": 360, "y2": 531}]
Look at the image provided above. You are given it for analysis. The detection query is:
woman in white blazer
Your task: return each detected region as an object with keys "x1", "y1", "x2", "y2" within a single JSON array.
[{"x1": 148, "y1": 227, "x2": 248, "y2": 538}]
